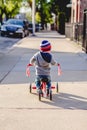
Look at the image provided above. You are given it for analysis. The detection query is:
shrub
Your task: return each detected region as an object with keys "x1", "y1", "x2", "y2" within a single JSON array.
[{"x1": 58, "y1": 12, "x2": 65, "y2": 35}]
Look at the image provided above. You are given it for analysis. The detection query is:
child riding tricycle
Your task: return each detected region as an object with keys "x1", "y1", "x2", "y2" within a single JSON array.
[{"x1": 26, "y1": 40, "x2": 62, "y2": 101}]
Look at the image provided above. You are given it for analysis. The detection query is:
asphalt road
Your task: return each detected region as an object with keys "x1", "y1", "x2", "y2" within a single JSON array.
[{"x1": 0, "y1": 36, "x2": 21, "y2": 52}]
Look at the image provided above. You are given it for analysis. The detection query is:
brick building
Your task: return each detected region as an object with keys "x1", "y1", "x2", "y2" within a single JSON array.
[
  {"x1": 71, "y1": 0, "x2": 87, "y2": 23},
  {"x1": 66, "y1": 0, "x2": 87, "y2": 52}
]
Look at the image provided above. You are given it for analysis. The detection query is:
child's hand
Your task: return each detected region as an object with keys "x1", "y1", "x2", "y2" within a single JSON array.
[
  {"x1": 27, "y1": 63, "x2": 32, "y2": 66},
  {"x1": 58, "y1": 64, "x2": 62, "y2": 76}
]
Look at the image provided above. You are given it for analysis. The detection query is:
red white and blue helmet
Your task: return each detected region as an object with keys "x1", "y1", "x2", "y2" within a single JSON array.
[{"x1": 40, "y1": 40, "x2": 51, "y2": 52}]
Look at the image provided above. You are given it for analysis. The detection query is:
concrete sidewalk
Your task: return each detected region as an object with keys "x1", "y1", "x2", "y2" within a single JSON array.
[
  {"x1": 0, "y1": 31, "x2": 87, "y2": 130},
  {"x1": 0, "y1": 31, "x2": 87, "y2": 84}
]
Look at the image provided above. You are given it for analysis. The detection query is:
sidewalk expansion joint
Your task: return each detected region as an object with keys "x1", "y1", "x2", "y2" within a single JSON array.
[{"x1": 0, "y1": 57, "x2": 21, "y2": 83}]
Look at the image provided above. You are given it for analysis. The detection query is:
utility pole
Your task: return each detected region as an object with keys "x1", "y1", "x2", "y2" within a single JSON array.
[{"x1": 32, "y1": 0, "x2": 36, "y2": 36}]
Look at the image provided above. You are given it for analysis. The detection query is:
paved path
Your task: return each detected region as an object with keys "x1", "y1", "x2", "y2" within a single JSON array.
[
  {"x1": 0, "y1": 31, "x2": 87, "y2": 84},
  {"x1": 0, "y1": 31, "x2": 87, "y2": 130}
]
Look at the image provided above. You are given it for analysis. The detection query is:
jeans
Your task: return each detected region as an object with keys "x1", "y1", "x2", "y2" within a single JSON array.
[{"x1": 35, "y1": 75, "x2": 51, "y2": 89}]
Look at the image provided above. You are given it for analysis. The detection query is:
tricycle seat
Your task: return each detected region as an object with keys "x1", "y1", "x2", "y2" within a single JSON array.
[{"x1": 40, "y1": 77, "x2": 48, "y2": 82}]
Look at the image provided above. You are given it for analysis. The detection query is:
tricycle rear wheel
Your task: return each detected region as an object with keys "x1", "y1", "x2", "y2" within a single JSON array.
[
  {"x1": 49, "y1": 91, "x2": 52, "y2": 100},
  {"x1": 56, "y1": 82, "x2": 59, "y2": 93},
  {"x1": 29, "y1": 83, "x2": 32, "y2": 93},
  {"x1": 39, "y1": 92, "x2": 41, "y2": 101}
]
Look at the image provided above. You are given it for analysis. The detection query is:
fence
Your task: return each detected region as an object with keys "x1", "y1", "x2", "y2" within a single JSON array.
[
  {"x1": 65, "y1": 23, "x2": 73, "y2": 40},
  {"x1": 82, "y1": 9, "x2": 87, "y2": 53},
  {"x1": 65, "y1": 23, "x2": 83, "y2": 44},
  {"x1": 74, "y1": 23, "x2": 83, "y2": 44},
  {"x1": 65, "y1": 9, "x2": 87, "y2": 53}
]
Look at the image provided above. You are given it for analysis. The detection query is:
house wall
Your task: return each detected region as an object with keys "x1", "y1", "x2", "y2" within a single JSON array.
[
  {"x1": 80, "y1": 0, "x2": 87, "y2": 22},
  {"x1": 71, "y1": 0, "x2": 87, "y2": 23}
]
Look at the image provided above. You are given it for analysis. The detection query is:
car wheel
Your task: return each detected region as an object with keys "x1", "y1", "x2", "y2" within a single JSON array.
[
  {"x1": 20, "y1": 32, "x2": 25, "y2": 38},
  {"x1": 1, "y1": 32, "x2": 5, "y2": 37},
  {"x1": 25, "y1": 30, "x2": 29, "y2": 36},
  {"x1": 27, "y1": 31, "x2": 29, "y2": 36},
  {"x1": 23, "y1": 32, "x2": 25, "y2": 38}
]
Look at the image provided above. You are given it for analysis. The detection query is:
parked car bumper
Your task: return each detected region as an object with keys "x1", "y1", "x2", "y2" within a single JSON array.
[{"x1": 1, "y1": 30, "x2": 25, "y2": 38}]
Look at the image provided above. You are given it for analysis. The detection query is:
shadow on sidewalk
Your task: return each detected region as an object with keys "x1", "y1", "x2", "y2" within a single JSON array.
[{"x1": 40, "y1": 92, "x2": 87, "y2": 110}]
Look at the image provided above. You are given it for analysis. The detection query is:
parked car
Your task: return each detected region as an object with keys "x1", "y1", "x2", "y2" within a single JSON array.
[
  {"x1": 0, "y1": 19, "x2": 29, "y2": 38},
  {"x1": 28, "y1": 22, "x2": 42, "y2": 33},
  {"x1": 0, "y1": 22, "x2": 1, "y2": 31}
]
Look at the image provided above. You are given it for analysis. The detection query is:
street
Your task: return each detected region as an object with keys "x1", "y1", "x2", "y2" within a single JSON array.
[
  {"x1": 0, "y1": 31, "x2": 87, "y2": 130},
  {"x1": 0, "y1": 36, "x2": 21, "y2": 53}
]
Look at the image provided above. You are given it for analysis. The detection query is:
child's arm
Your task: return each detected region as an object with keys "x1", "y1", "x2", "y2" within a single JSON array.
[
  {"x1": 51, "y1": 60, "x2": 62, "y2": 75},
  {"x1": 51, "y1": 57, "x2": 58, "y2": 66},
  {"x1": 50, "y1": 55, "x2": 62, "y2": 75},
  {"x1": 30, "y1": 56, "x2": 36, "y2": 66}
]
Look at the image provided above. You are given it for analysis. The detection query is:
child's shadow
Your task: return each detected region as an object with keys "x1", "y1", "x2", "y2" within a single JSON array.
[{"x1": 41, "y1": 92, "x2": 87, "y2": 110}]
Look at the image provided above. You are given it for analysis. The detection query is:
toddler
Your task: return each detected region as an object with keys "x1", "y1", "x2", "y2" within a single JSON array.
[{"x1": 30, "y1": 40, "x2": 58, "y2": 94}]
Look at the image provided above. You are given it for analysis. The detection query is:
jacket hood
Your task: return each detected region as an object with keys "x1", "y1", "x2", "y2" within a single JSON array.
[{"x1": 40, "y1": 52, "x2": 52, "y2": 63}]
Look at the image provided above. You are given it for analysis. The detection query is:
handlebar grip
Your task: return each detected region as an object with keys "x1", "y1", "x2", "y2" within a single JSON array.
[
  {"x1": 27, "y1": 64, "x2": 33, "y2": 67},
  {"x1": 58, "y1": 63, "x2": 60, "y2": 66},
  {"x1": 58, "y1": 64, "x2": 62, "y2": 76}
]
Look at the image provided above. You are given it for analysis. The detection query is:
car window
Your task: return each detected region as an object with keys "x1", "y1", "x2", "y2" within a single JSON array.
[
  {"x1": 6, "y1": 19, "x2": 24, "y2": 26},
  {"x1": 15, "y1": 21, "x2": 24, "y2": 26}
]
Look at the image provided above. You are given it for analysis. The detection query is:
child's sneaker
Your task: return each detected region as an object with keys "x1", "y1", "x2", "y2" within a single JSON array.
[
  {"x1": 37, "y1": 88, "x2": 42, "y2": 94},
  {"x1": 47, "y1": 88, "x2": 52, "y2": 96},
  {"x1": 37, "y1": 88, "x2": 40, "y2": 93}
]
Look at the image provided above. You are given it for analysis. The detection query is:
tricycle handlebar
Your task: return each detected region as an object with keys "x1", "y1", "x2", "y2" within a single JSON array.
[{"x1": 26, "y1": 63, "x2": 62, "y2": 77}]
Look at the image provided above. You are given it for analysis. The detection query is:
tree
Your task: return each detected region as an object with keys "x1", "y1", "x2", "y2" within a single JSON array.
[
  {"x1": 36, "y1": 0, "x2": 52, "y2": 29},
  {"x1": 27, "y1": 0, "x2": 32, "y2": 8},
  {"x1": 4, "y1": 1, "x2": 22, "y2": 20},
  {"x1": 0, "y1": 0, "x2": 23, "y2": 24},
  {"x1": 49, "y1": 0, "x2": 71, "y2": 31},
  {"x1": 58, "y1": 12, "x2": 65, "y2": 34},
  {"x1": 50, "y1": 0, "x2": 71, "y2": 22},
  {"x1": 0, "y1": 0, "x2": 5, "y2": 24}
]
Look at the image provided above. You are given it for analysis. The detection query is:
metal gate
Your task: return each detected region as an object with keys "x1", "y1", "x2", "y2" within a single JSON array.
[{"x1": 82, "y1": 9, "x2": 87, "y2": 53}]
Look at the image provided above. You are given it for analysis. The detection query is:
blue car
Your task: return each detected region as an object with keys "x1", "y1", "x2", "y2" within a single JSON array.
[{"x1": 1, "y1": 19, "x2": 29, "y2": 38}]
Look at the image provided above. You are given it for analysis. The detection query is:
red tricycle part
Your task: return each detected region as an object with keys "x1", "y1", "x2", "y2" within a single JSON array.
[{"x1": 32, "y1": 86, "x2": 55, "y2": 89}]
